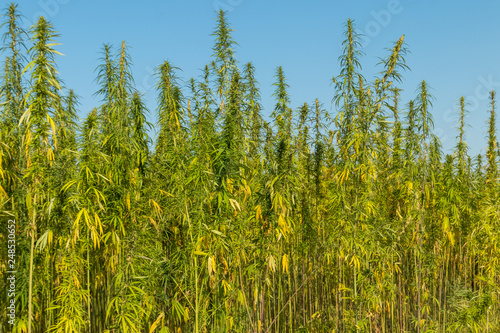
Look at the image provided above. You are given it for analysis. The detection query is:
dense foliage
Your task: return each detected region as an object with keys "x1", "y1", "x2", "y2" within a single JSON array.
[{"x1": 1, "y1": 4, "x2": 500, "y2": 332}]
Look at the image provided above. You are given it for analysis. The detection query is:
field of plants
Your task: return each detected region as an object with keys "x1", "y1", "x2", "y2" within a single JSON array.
[{"x1": 1, "y1": 3, "x2": 500, "y2": 332}]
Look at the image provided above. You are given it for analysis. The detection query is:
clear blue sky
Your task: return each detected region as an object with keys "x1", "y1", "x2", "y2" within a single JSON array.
[{"x1": 5, "y1": 0, "x2": 500, "y2": 157}]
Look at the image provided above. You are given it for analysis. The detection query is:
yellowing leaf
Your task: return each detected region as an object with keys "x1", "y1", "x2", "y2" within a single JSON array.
[
  {"x1": 222, "y1": 279, "x2": 231, "y2": 294},
  {"x1": 208, "y1": 256, "x2": 215, "y2": 276},
  {"x1": 268, "y1": 255, "x2": 276, "y2": 273},
  {"x1": 227, "y1": 178, "x2": 234, "y2": 193},
  {"x1": 447, "y1": 231, "x2": 455, "y2": 247},
  {"x1": 125, "y1": 193, "x2": 131, "y2": 212},
  {"x1": 228, "y1": 198, "x2": 241, "y2": 212},
  {"x1": 149, "y1": 199, "x2": 163, "y2": 215},
  {"x1": 442, "y1": 216, "x2": 449, "y2": 233},
  {"x1": 278, "y1": 215, "x2": 288, "y2": 234},
  {"x1": 282, "y1": 253, "x2": 289, "y2": 273},
  {"x1": 149, "y1": 312, "x2": 165, "y2": 333},
  {"x1": 148, "y1": 217, "x2": 159, "y2": 233},
  {"x1": 349, "y1": 255, "x2": 360, "y2": 270},
  {"x1": 255, "y1": 205, "x2": 262, "y2": 221}
]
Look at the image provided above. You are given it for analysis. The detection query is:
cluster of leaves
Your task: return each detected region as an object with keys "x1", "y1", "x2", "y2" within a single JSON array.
[{"x1": 1, "y1": 4, "x2": 500, "y2": 333}]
